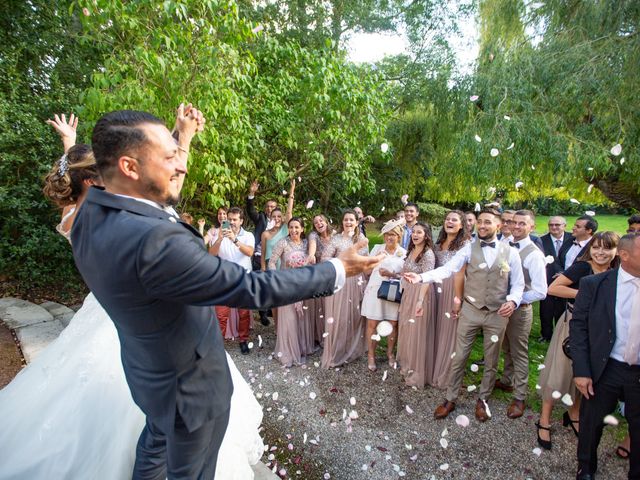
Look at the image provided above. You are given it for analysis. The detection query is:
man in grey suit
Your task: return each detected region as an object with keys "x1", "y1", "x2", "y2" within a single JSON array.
[{"x1": 71, "y1": 107, "x2": 381, "y2": 479}]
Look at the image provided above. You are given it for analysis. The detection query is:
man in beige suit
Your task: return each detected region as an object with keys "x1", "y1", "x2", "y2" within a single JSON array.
[
  {"x1": 495, "y1": 210, "x2": 548, "y2": 418},
  {"x1": 404, "y1": 208, "x2": 524, "y2": 422}
]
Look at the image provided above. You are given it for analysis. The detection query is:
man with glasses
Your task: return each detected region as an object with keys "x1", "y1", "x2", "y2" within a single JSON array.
[{"x1": 539, "y1": 216, "x2": 572, "y2": 341}]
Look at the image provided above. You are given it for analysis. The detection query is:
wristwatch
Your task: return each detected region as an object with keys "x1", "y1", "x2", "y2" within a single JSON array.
[{"x1": 233, "y1": 237, "x2": 239, "y2": 245}]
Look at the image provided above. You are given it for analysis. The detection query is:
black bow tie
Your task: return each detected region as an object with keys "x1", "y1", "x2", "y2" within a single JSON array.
[
  {"x1": 573, "y1": 241, "x2": 581, "y2": 247},
  {"x1": 480, "y1": 241, "x2": 496, "y2": 248},
  {"x1": 509, "y1": 241, "x2": 520, "y2": 249}
]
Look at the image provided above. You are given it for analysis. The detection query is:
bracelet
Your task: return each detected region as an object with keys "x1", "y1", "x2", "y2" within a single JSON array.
[{"x1": 177, "y1": 145, "x2": 188, "y2": 154}]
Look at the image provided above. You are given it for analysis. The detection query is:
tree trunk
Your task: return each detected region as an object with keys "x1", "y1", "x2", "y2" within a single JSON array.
[{"x1": 593, "y1": 175, "x2": 640, "y2": 211}]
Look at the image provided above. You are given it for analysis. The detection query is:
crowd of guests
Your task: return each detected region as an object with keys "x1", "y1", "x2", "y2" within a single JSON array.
[{"x1": 192, "y1": 185, "x2": 640, "y2": 479}]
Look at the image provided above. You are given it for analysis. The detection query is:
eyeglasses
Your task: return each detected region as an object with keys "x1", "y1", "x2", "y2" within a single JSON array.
[{"x1": 548, "y1": 223, "x2": 564, "y2": 227}]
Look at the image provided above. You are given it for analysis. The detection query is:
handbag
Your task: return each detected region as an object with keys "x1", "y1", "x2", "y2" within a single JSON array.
[
  {"x1": 562, "y1": 336, "x2": 571, "y2": 359},
  {"x1": 377, "y1": 280, "x2": 403, "y2": 303}
]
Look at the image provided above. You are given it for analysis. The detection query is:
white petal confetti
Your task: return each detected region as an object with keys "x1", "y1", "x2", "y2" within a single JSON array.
[
  {"x1": 272, "y1": 392, "x2": 279, "y2": 401},
  {"x1": 478, "y1": 262, "x2": 488, "y2": 269},
  {"x1": 381, "y1": 143, "x2": 389, "y2": 153},
  {"x1": 475, "y1": 134, "x2": 482, "y2": 143},
  {"x1": 306, "y1": 200, "x2": 314, "y2": 209},
  {"x1": 475, "y1": 203, "x2": 481, "y2": 212},
  {"x1": 444, "y1": 312, "x2": 451, "y2": 318},
  {"x1": 604, "y1": 415, "x2": 619, "y2": 426},
  {"x1": 439, "y1": 463, "x2": 449, "y2": 471},
  {"x1": 504, "y1": 115, "x2": 511, "y2": 120},
  {"x1": 376, "y1": 321, "x2": 393, "y2": 337},
  {"x1": 258, "y1": 335, "x2": 263, "y2": 347},
  {"x1": 470, "y1": 364, "x2": 479, "y2": 373},
  {"x1": 490, "y1": 335, "x2": 499, "y2": 343},
  {"x1": 371, "y1": 334, "x2": 381, "y2": 341},
  {"x1": 585, "y1": 210, "x2": 596, "y2": 216},
  {"x1": 467, "y1": 385, "x2": 477, "y2": 392},
  {"x1": 405, "y1": 405, "x2": 414, "y2": 414},
  {"x1": 303, "y1": 433, "x2": 308, "y2": 443},
  {"x1": 441, "y1": 427, "x2": 448, "y2": 437},
  {"x1": 450, "y1": 352, "x2": 456, "y2": 359},
  {"x1": 322, "y1": 332, "x2": 329, "y2": 338},
  {"x1": 248, "y1": 342, "x2": 254, "y2": 349},
  {"x1": 538, "y1": 364, "x2": 546, "y2": 370},
  {"x1": 545, "y1": 255, "x2": 555, "y2": 265},
  {"x1": 515, "y1": 181, "x2": 524, "y2": 189},
  {"x1": 587, "y1": 184, "x2": 594, "y2": 193},
  {"x1": 507, "y1": 142, "x2": 515, "y2": 150},
  {"x1": 470, "y1": 95, "x2": 479, "y2": 102},
  {"x1": 531, "y1": 165, "x2": 536, "y2": 170},
  {"x1": 570, "y1": 198, "x2": 581, "y2": 204},
  {"x1": 490, "y1": 148, "x2": 499, "y2": 157},
  {"x1": 456, "y1": 415, "x2": 470, "y2": 427},
  {"x1": 382, "y1": 370, "x2": 388, "y2": 381},
  {"x1": 551, "y1": 390, "x2": 562, "y2": 400},
  {"x1": 610, "y1": 143, "x2": 622, "y2": 156},
  {"x1": 561, "y1": 394, "x2": 574, "y2": 406},
  {"x1": 467, "y1": 296, "x2": 476, "y2": 303},
  {"x1": 533, "y1": 447, "x2": 542, "y2": 457},
  {"x1": 620, "y1": 157, "x2": 625, "y2": 165},
  {"x1": 324, "y1": 474, "x2": 330, "y2": 479},
  {"x1": 309, "y1": 392, "x2": 317, "y2": 400},
  {"x1": 327, "y1": 317, "x2": 335, "y2": 324},
  {"x1": 282, "y1": 190, "x2": 287, "y2": 195},
  {"x1": 482, "y1": 399, "x2": 492, "y2": 418},
  {"x1": 349, "y1": 410, "x2": 358, "y2": 419},
  {"x1": 437, "y1": 287, "x2": 443, "y2": 293},
  {"x1": 350, "y1": 397, "x2": 356, "y2": 406},
  {"x1": 251, "y1": 25, "x2": 264, "y2": 34},
  {"x1": 440, "y1": 438, "x2": 449, "y2": 449},
  {"x1": 408, "y1": 318, "x2": 415, "y2": 323}
]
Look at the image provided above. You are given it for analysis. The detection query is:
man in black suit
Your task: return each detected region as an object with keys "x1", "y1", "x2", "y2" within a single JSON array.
[
  {"x1": 555, "y1": 215, "x2": 597, "y2": 275},
  {"x1": 246, "y1": 180, "x2": 278, "y2": 325},
  {"x1": 72, "y1": 107, "x2": 381, "y2": 479},
  {"x1": 538, "y1": 216, "x2": 572, "y2": 341},
  {"x1": 571, "y1": 234, "x2": 640, "y2": 480}
]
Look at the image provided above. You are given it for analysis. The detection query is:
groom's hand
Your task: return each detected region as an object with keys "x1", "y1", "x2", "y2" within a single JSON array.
[{"x1": 338, "y1": 239, "x2": 385, "y2": 277}]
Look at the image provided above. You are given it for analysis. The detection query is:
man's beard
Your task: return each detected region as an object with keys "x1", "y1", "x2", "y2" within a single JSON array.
[
  {"x1": 143, "y1": 178, "x2": 180, "y2": 206},
  {"x1": 477, "y1": 231, "x2": 497, "y2": 241}
]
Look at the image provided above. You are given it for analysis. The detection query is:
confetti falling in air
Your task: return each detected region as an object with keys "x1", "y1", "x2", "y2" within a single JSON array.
[
  {"x1": 297, "y1": 176, "x2": 302, "y2": 182},
  {"x1": 258, "y1": 335, "x2": 263, "y2": 347},
  {"x1": 533, "y1": 447, "x2": 542, "y2": 457},
  {"x1": 467, "y1": 385, "x2": 477, "y2": 392},
  {"x1": 444, "y1": 312, "x2": 451, "y2": 319},
  {"x1": 252, "y1": 24, "x2": 264, "y2": 33},
  {"x1": 490, "y1": 335, "x2": 499, "y2": 343},
  {"x1": 450, "y1": 352, "x2": 456, "y2": 359},
  {"x1": 490, "y1": 148, "x2": 500, "y2": 157},
  {"x1": 535, "y1": 384, "x2": 541, "y2": 390},
  {"x1": 551, "y1": 390, "x2": 562, "y2": 400},
  {"x1": 474, "y1": 202, "x2": 481, "y2": 212},
  {"x1": 282, "y1": 190, "x2": 287, "y2": 195},
  {"x1": 475, "y1": 134, "x2": 482, "y2": 143},
  {"x1": 322, "y1": 332, "x2": 329, "y2": 338},
  {"x1": 272, "y1": 392, "x2": 279, "y2": 401},
  {"x1": 570, "y1": 198, "x2": 581, "y2": 204},
  {"x1": 248, "y1": 342, "x2": 254, "y2": 349},
  {"x1": 470, "y1": 364, "x2": 479, "y2": 373},
  {"x1": 401, "y1": 194, "x2": 409, "y2": 203},
  {"x1": 306, "y1": 200, "x2": 314, "y2": 209},
  {"x1": 440, "y1": 463, "x2": 450, "y2": 471},
  {"x1": 381, "y1": 143, "x2": 389, "y2": 153},
  {"x1": 515, "y1": 181, "x2": 524, "y2": 189},
  {"x1": 507, "y1": 142, "x2": 515, "y2": 150},
  {"x1": 309, "y1": 392, "x2": 317, "y2": 400},
  {"x1": 440, "y1": 438, "x2": 449, "y2": 449},
  {"x1": 350, "y1": 397, "x2": 356, "y2": 406},
  {"x1": 504, "y1": 115, "x2": 511, "y2": 120},
  {"x1": 604, "y1": 415, "x2": 619, "y2": 426},
  {"x1": 371, "y1": 334, "x2": 381, "y2": 342},
  {"x1": 478, "y1": 262, "x2": 487, "y2": 269},
  {"x1": 470, "y1": 95, "x2": 479, "y2": 102},
  {"x1": 588, "y1": 184, "x2": 594, "y2": 193},
  {"x1": 531, "y1": 165, "x2": 536, "y2": 170},
  {"x1": 408, "y1": 318, "x2": 415, "y2": 323},
  {"x1": 376, "y1": 321, "x2": 393, "y2": 337},
  {"x1": 326, "y1": 317, "x2": 335, "y2": 324},
  {"x1": 545, "y1": 255, "x2": 554, "y2": 265},
  {"x1": 382, "y1": 370, "x2": 388, "y2": 381},
  {"x1": 405, "y1": 405, "x2": 414, "y2": 414},
  {"x1": 585, "y1": 210, "x2": 596, "y2": 216},
  {"x1": 561, "y1": 394, "x2": 574, "y2": 406},
  {"x1": 620, "y1": 157, "x2": 625, "y2": 165},
  {"x1": 467, "y1": 296, "x2": 476, "y2": 303},
  {"x1": 610, "y1": 143, "x2": 622, "y2": 156},
  {"x1": 456, "y1": 415, "x2": 470, "y2": 427},
  {"x1": 381, "y1": 206, "x2": 385, "y2": 211},
  {"x1": 538, "y1": 364, "x2": 546, "y2": 370}
]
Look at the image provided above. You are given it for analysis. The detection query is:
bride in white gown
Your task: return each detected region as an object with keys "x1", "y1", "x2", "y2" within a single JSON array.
[{"x1": 0, "y1": 115, "x2": 264, "y2": 479}]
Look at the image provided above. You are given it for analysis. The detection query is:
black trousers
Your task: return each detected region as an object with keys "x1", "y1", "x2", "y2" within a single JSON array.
[
  {"x1": 577, "y1": 359, "x2": 640, "y2": 479},
  {"x1": 251, "y1": 255, "x2": 269, "y2": 320},
  {"x1": 133, "y1": 408, "x2": 230, "y2": 480},
  {"x1": 539, "y1": 294, "x2": 566, "y2": 340}
]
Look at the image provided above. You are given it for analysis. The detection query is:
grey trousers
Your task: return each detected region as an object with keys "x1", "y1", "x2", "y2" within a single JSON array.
[{"x1": 501, "y1": 304, "x2": 534, "y2": 401}]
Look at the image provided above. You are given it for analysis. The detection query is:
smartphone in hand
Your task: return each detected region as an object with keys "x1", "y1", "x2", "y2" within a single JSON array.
[{"x1": 221, "y1": 220, "x2": 230, "y2": 230}]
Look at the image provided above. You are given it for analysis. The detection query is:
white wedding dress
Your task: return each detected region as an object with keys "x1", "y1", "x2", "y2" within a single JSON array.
[{"x1": 0, "y1": 239, "x2": 264, "y2": 479}]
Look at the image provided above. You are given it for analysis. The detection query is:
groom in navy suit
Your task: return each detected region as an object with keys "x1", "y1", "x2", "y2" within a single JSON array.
[{"x1": 71, "y1": 106, "x2": 381, "y2": 479}]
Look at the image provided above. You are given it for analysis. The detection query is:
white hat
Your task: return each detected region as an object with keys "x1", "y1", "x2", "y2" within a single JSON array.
[{"x1": 380, "y1": 217, "x2": 406, "y2": 234}]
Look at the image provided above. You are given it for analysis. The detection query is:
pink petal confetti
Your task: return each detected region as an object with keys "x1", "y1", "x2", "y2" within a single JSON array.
[
  {"x1": 561, "y1": 393, "x2": 574, "y2": 406},
  {"x1": 252, "y1": 25, "x2": 264, "y2": 34},
  {"x1": 604, "y1": 414, "x2": 619, "y2": 426},
  {"x1": 455, "y1": 414, "x2": 470, "y2": 427},
  {"x1": 288, "y1": 443, "x2": 294, "y2": 450},
  {"x1": 405, "y1": 405, "x2": 414, "y2": 414},
  {"x1": 82, "y1": 7, "x2": 90, "y2": 16},
  {"x1": 474, "y1": 134, "x2": 482, "y2": 143},
  {"x1": 470, "y1": 364, "x2": 479, "y2": 372},
  {"x1": 610, "y1": 143, "x2": 622, "y2": 156},
  {"x1": 585, "y1": 210, "x2": 596, "y2": 216},
  {"x1": 570, "y1": 198, "x2": 581, "y2": 204},
  {"x1": 551, "y1": 390, "x2": 562, "y2": 399},
  {"x1": 381, "y1": 143, "x2": 389, "y2": 153},
  {"x1": 306, "y1": 200, "x2": 314, "y2": 209},
  {"x1": 490, "y1": 148, "x2": 500, "y2": 157},
  {"x1": 470, "y1": 95, "x2": 479, "y2": 101}
]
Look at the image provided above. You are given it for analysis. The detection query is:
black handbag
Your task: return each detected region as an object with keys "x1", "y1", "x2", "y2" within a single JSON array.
[
  {"x1": 377, "y1": 280, "x2": 403, "y2": 303},
  {"x1": 562, "y1": 336, "x2": 571, "y2": 359}
]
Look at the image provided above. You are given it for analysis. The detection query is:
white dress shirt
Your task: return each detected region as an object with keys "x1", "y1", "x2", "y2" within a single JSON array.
[
  {"x1": 564, "y1": 238, "x2": 589, "y2": 270},
  {"x1": 418, "y1": 238, "x2": 525, "y2": 307},
  {"x1": 513, "y1": 236, "x2": 548, "y2": 305},
  {"x1": 611, "y1": 267, "x2": 640, "y2": 364}
]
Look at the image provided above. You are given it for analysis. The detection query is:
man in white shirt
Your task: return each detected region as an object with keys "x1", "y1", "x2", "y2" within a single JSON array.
[
  {"x1": 400, "y1": 202, "x2": 420, "y2": 249},
  {"x1": 558, "y1": 215, "x2": 597, "y2": 271},
  {"x1": 404, "y1": 208, "x2": 525, "y2": 422},
  {"x1": 571, "y1": 234, "x2": 640, "y2": 479},
  {"x1": 494, "y1": 210, "x2": 548, "y2": 418},
  {"x1": 210, "y1": 207, "x2": 255, "y2": 354}
]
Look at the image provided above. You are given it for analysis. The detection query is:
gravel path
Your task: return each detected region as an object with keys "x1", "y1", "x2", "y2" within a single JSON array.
[{"x1": 227, "y1": 321, "x2": 628, "y2": 480}]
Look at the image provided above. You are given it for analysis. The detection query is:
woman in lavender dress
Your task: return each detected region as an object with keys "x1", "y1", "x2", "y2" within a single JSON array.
[
  {"x1": 306, "y1": 214, "x2": 335, "y2": 346},
  {"x1": 269, "y1": 217, "x2": 314, "y2": 367},
  {"x1": 320, "y1": 210, "x2": 369, "y2": 369},
  {"x1": 396, "y1": 222, "x2": 436, "y2": 387},
  {"x1": 431, "y1": 210, "x2": 471, "y2": 388}
]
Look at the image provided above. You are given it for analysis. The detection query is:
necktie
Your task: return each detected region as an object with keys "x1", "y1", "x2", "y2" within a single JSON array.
[
  {"x1": 509, "y1": 241, "x2": 520, "y2": 249},
  {"x1": 623, "y1": 277, "x2": 640, "y2": 365},
  {"x1": 480, "y1": 241, "x2": 496, "y2": 248},
  {"x1": 554, "y1": 239, "x2": 562, "y2": 255}
]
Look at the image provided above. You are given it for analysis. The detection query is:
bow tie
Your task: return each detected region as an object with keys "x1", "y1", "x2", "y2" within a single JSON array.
[
  {"x1": 509, "y1": 241, "x2": 520, "y2": 249},
  {"x1": 480, "y1": 241, "x2": 496, "y2": 248},
  {"x1": 573, "y1": 241, "x2": 581, "y2": 247}
]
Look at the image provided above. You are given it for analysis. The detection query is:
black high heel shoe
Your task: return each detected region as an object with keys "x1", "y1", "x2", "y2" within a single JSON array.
[
  {"x1": 535, "y1": 421, "x2": 552, "y2": 450},
  {"x1": 563, "y1": 411, "x2": 579, "y2": 437}
]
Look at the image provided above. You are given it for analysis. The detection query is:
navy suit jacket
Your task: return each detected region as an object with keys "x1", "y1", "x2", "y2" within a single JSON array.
[
  {"x1": 72, "y1": 187, "x2": 336, "y2": 434},
  {"x1": 570, "y1": 269, "x2": 618, "y2": 384}
]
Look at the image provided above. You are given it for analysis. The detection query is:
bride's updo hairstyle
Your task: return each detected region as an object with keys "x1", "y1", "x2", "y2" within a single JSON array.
[{"x1": 43, "y1": 144, "x2": 99, "y2": 207}]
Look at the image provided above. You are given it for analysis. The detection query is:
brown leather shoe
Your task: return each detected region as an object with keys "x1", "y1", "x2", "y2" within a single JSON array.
[
  {"x1": 506, "y1": 399, "x2": 526, "y2": 419},
  {"x1": 475, "y1": 399, "x2": 490, "y2": 422},
  {"x1": 494, "y1": 379, "x2": 514, "y2": 393},
  {"x1": 434, "y1": 400, "x2": 456, "y2": 419}
]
